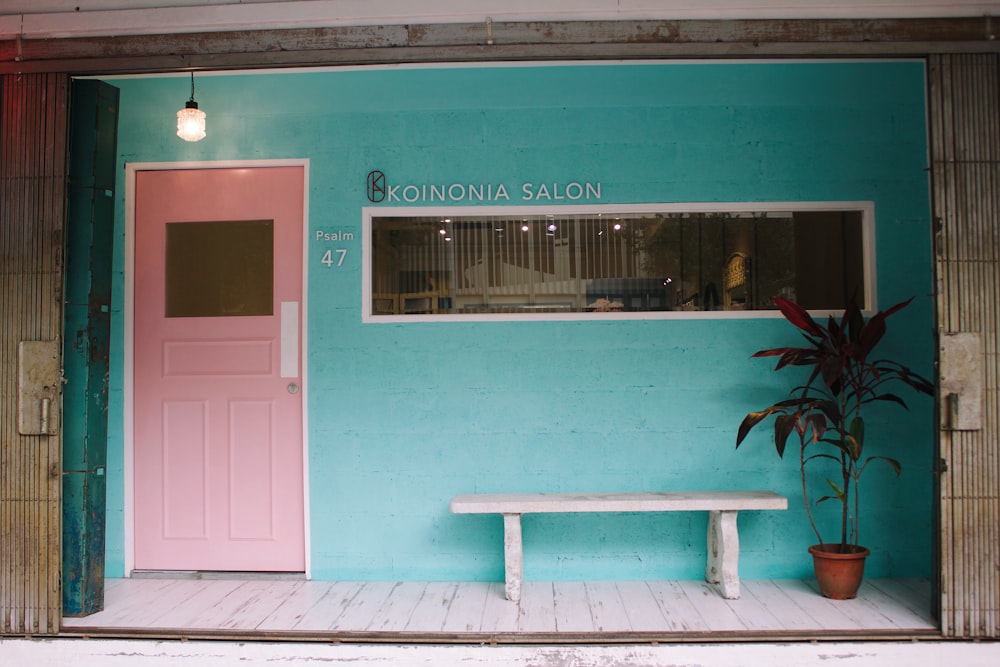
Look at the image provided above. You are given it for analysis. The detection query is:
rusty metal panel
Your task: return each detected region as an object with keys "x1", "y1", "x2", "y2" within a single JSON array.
[
  {"x1": 930, "y1": 53, "x2": 1000, "y2": 639},
  {"x1": 940, "y1": 332, "x2": 984, "y2": 431},
  {"x1": 1, "y1": 72, "x2": 68, "y2": 635},
  {"x1": 17, "y1": 340, "x2": 61, "y2": 436}
]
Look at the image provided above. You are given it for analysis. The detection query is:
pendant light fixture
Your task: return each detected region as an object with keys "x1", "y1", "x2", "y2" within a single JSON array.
[{"x1": 176, "y1": 71, "x2": 206, "y2": 142}]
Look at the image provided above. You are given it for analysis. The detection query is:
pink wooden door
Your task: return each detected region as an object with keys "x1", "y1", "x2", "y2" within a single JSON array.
[{"x1": 134, "y1": 166, "x2": 305, "y2": 572}]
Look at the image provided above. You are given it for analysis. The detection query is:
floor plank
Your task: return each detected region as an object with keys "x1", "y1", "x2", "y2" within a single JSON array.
[
  {"x1": 644, "y1": 580, "x2": 711, "y2": 632},
  {"x1": 802, "y1": 579, "x2": 900, "y2": 630},
  {"x1": 612, "y1": 581, "x2": 669, "y2": 632},
  {"x1": 290, "y1": 581, "x2": 365, "y2": 631},
  {"x1": 441, "y1": 581, "x2": 490, "y2": 633},
  {"x1": 67, "y1": 578, "x2": 173, "y2": 626},
  {"x1": 852, "y1": 579, "x2": 936, "y2": 629},
  {"x1": 147, "y1": 580, "x2": 246, "y2": 628},
  {"x1": 366, "y1": 582, "x2": 427, "y2": 632},
  {"x1": 676, "y1": 580, "x2": 751, "y2": 632},
  {"x1": 62, "y1": 577, "x2": 938, "y2": 639},
  {"x1": 255, "y1": 580, "x2": 333, "y2": 630},
  {"x1": 552, "y1": 581, "x2": 593, "y2": 633},
  {"x1": 774, "y1": 578, "x2": 865, "y2": 630},
  {"x1": 479, "y1": 581, "x2": 520, "y2": 634},
  {"x1": 738, "y1": 579, "x2": 815, "y2": 631},
  {"x1": 330, "y1": 581, "x2": 397, "y2": 631},
  {"x1": 404, "y1": 581, "x2": 458, "y2": 632},
  {"x1": 517, "y1": 581, "x2": 557, "y2": 633},
  {"x1": 585, "y1": 581, "x2": 632, "y2": 632},
  {"x1": 868, "y1": 579, "x2": 935, "y2": 621},
  {"x1": 218, "y1": 580, "x2": 305, "y2": 630}
]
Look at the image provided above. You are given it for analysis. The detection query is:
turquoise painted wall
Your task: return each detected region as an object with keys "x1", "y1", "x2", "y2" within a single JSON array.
[{"x1": 105, "y1": 61, "x2": 933, "y2": 582}]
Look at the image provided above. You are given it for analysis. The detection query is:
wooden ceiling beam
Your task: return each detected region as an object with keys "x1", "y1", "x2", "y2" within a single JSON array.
[{"x1": 2, "y1": 18, "x2": 998, "y2": 75}]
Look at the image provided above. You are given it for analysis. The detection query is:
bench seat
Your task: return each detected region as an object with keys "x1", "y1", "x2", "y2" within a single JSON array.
[{"x1": 450, "y1": 490, "x2": 787, "y2": 602}]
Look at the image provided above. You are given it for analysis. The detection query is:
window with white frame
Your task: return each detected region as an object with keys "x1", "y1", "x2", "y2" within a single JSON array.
[{"x1": 364, "y1": 204, "x2": 873, "y2": 319}]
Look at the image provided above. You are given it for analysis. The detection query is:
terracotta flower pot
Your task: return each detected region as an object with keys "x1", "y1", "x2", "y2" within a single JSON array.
[{"x1": 808, "y1": 543, "x2": 870, "y2": 599}]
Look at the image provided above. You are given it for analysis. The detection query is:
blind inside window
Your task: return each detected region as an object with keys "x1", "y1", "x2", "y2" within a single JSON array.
[{"x1": 370, "y1": 208, "x2": 866, "y2": 316}]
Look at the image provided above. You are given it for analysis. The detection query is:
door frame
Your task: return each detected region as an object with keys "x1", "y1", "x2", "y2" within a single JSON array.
[{"x1": 123, "y1": 159, "x2": 311, "y2": 578}]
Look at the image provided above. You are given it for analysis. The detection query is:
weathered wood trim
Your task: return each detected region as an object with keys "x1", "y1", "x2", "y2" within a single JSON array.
[{"x1": 1, "y1": 18, "x2": 999, "y2": 75}]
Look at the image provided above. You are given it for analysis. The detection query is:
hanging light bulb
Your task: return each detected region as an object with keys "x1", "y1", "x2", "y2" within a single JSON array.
[{"x1": 176, "y1": 71, "x2": 206, "y2": 142}]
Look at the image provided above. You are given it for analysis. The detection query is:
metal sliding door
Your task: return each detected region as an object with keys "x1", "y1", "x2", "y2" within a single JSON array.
[
  {"x1": 930, "y1": 53, "x2": 1000, "y2": 639},
  {"x1": 0, "y1": 72, "x2": 69, "y2": 634}
]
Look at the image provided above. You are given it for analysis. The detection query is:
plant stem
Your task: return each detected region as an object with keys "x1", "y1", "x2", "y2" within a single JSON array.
[
  {"x1": 840, "y1": 451, "x2": 850, "y2": 549},
  {"x1": 839, "y1": 389, "x2": 851, "y2": 550},
  {"x1": 801, "y1": 430, "x2": 823, "y2": 545}
]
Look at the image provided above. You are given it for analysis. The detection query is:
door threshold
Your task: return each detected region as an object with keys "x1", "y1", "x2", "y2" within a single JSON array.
[{"x1": 130, "y1": 570, "x2": 305, "y2": 581}]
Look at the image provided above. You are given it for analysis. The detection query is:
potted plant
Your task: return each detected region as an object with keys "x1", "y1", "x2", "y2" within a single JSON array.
[{"x1": 736, "y1": 295, "x2": 933, "y2": 598}]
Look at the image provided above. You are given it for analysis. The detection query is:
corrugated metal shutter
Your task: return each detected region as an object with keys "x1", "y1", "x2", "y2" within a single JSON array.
[
  {"x1": 1, "y1": 72, "x2": 69, "y2": 635},
  {"x1": 929, "y1": 53, "x2": 1000, "y2": 639}
]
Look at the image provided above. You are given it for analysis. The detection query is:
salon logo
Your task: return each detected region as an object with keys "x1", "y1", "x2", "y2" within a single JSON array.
[{"x1": 366, "y1": 170, "x2": 386, "y2": 203}]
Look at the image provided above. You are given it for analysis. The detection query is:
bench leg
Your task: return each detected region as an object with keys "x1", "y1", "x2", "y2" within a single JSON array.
[
  {"x1": 502, "y1": 513, "x2": 523, "y2": 603},
  {"x1": 706, "y1": 510, "x2": 740, "y2": 599}
]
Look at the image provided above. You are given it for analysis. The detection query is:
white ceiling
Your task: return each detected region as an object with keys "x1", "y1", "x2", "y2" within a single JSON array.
[{"x1": 2, "y1": 1, "x2": 999, "y2": 39}]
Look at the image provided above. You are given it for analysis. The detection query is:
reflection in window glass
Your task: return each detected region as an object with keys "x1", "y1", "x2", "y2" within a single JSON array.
[
  {"x1": 370, "y1": 209, "x2": 865, "y2": 316},
  {"x1": 165, "y1": 219, "x2": 274, "y2": 318}
]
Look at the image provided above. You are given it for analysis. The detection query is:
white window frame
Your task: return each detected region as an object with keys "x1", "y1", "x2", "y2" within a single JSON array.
[{"x1": 362, "y1": 201, "x2": 876, "y2": 323}]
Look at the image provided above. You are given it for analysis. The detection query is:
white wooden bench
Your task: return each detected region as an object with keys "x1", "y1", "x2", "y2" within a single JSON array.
[{"x1": 450, "y1": 490, "x2": 787, "y2": 603}]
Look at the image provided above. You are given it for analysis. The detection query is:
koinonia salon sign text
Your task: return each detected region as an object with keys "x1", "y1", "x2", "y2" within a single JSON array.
[{"x1": 366, "y1": 170, "x2": 602, "y2": 204}]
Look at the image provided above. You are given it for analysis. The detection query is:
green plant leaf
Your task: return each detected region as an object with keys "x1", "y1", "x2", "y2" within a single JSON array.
[
  {"x1": 816, "y1": 479, "x2": 846, "y2": 505},
  {"x1": 821, "y1": 436, "x2": 859, "y2": 461},
  {"x1": 849, "y1": 416, "x2": 865, "y2": 453}
]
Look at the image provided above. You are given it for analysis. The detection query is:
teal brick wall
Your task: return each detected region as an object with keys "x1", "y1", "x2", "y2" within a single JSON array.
[{"x1": 105, "y1": 61, "x2": 933, "y2": 582}]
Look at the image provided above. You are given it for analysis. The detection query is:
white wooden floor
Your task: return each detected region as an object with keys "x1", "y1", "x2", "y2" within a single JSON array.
[{"x1": 61, "y1": 577, "x2": 938, "y2": 641}]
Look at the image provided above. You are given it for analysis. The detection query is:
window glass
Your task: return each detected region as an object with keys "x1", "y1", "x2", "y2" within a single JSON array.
[
  {"x1": 165, "y1": 219, "x2": 274, "y2": 317},
  {"x1": 369, "y1": 207, "x2": 867, "y2": 317}
]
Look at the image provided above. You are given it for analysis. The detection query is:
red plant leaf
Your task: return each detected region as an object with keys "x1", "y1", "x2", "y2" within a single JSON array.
[
  {"x1": 805, "y1": 412, "x2": 828, "y2": 441},
  {"x1": 751, "y1": 347, "x2": 796, "y2": 359},
  {"x1": 843, "y1": 296, "x2": 864, "y2": 344},
  {"x1": 773, "y1": 414, "x2": 797, "y2": 458},
  {"x1": 859, "y1": 311, "x2": 887, "y2": 356},
  {"x1": 860, "y1": 296, "x2": 914, "y2": 355},
  {"x1": 774, "y1": 296, "x2": 823, "y2": 336},
  {"x1": 819, "y1": 355, "x2": 843, "y2": 390},
  {"x1": 736, "y1": 410, "x2": 773, "y2": 447},
  {"x1": 880, "y1": 295, "x2": 915, "y2": 319}
]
